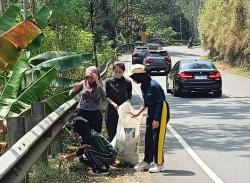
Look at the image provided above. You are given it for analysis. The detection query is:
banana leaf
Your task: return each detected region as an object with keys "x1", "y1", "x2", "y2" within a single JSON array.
[
  {"x1": 32, "y1": 53, "x2": 93, "y2": 71},
  {"x1": 0, "y1": 52, "x2": 30, "y2": 119},
  {"x1": 21, "y1": 67, "x2": 51, "y2": 90},
  {"x1": 0, "y1": 20, "x2": 42, "y2": 72},
  {"x1": 3, "y1": 20, "x2": 42, "y2": 49},
  {"x1": 33, "y1": 6, "x2": 52, "y2": 29},
  {"x1": 26, "y1": 6, "x2": 52, "y2": 51},
  {"x1": 0, "y1": 0, "x2": 22, "y2": 36},
  {"x1": 6, "y1": 67, "x2": 57, "y2": 118},
  {"x1": 29, "y1": 51, "x2": 78, "y2": 66},
  {"x1": 51, "y1": 77, "x2": 79, "y2": 89},
  {"x1": 0, "y1": 36, "x2": 21, "y2": 71},
  {"x1": 44, "y1": 90, "x2": 72, "y2": 115}
]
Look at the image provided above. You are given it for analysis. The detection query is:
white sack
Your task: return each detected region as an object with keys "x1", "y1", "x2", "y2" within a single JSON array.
[{"x1": 111, "y1": 102, "x2": 142, "y2": 165}]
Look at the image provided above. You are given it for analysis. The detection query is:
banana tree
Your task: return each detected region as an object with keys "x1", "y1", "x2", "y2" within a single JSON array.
[{"x1": 0, "y1": 1, "x2": 93, "y2": 135}]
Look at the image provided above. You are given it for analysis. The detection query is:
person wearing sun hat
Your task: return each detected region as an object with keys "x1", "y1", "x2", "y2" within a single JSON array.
[{"x1": 129, "y1": 64, "x2": 170, "y2": 173}]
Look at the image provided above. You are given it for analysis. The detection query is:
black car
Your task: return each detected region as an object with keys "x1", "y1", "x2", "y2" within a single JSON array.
[
  {"x1": 132, "y1": 46, "x2": 149, "y2": 64},
  {"x1": 167, "y1": 60, "x2": 222, "y2": 97},
  {"x1": 143, "y1": 50, "x2": 171, "y2": 74}
]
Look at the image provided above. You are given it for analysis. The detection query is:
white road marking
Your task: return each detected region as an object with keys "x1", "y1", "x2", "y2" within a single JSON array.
[{"x1": 167, "y1": 125, "x2": 224, "y2": 183}]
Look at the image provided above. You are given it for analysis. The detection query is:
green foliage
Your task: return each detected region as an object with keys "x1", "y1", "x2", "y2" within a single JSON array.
[
  {"x1": 199, "y1": 0, "x2": 250, "y2": 69},
  {"x1": 32, "y1": 53, "x2": 92, "y2": 71},
  {"x1": 0, "y1": 52, "x2": 30, "y2": 119},
  {"x1": 0, "y1": 0, "x2": 22, "y2": 36},
  {"x1": 7, "y1": 67, "x2": 57, "y2": 118},
  {"x1": 30, "y1": 161, "x2": 90, "y2": 183},
  {"x1": 97, "y1": 36, "x2": 115, "y2": 66},
  {"x1": 44, "y1": 90, "x2": 72, "y2": 115}
]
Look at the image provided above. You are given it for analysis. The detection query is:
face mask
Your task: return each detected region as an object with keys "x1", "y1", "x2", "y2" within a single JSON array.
[{"x1": 113, "y1": 73, "x2": 123, "y2": 79}]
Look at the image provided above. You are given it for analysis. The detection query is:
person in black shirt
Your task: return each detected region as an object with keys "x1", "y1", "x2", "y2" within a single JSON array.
[
  {"x1": 105, "y1": 62, "x2": 132, "y2": 141},
  {"x1": 59, "y1": 117, "x2": 117, "y2": 175}
]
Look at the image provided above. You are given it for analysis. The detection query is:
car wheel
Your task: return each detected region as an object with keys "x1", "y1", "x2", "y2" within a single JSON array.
[
  {"x1": 213, "y1": 90, "x2": 222, "y2": 97},
  {"x1": 173, "y1": 82, "x2": 181, "y2": 97}
]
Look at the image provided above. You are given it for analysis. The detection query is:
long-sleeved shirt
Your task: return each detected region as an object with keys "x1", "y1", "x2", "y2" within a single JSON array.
[
  {"x1": 105, "y1": 77, "x2": 132, "y2": 106},
  {"x1": 76, "y1": 130, "x2": 117, "y2": 156},
  {"x1": 141, "y1": 79, "x2": 166, "y2": 122},
  {"x1": 69, "y1": 81, "x2": 106, "y2": 111}
]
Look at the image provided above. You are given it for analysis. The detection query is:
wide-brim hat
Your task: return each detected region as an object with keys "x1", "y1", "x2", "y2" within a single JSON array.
[{"x1": 128, "y1": 64, "x2": 146, "y2": 77}]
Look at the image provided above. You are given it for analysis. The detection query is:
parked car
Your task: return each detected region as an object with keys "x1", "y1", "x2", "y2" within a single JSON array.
[
  {"x1": 132, "y1": 46, "x2": 149, "y2": 64},
  {"x1": 143, "y1": 50, "x2": 171, "y2": 74},
  {"x1": 167, "y1": 60, "x2": 222, "y2": 97}
]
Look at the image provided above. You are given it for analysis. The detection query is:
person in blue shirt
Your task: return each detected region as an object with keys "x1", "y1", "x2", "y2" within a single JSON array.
[{"x1": 129, "y1": 64, "x2": 170, "y2": 173}]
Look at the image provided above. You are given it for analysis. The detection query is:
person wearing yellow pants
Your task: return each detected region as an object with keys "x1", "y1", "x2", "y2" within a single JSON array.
[{"x1": 129, "y1": 64, "x2": 170, "y2": 173}]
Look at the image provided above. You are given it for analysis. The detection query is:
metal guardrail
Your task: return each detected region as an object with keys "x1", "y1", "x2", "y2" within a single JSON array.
[
  {"x1": 0, "y1": 99, "x2": 77, "y2": 183},
  {"x1": 0, "y1": 60, "x2": 111, "y2": 183}
]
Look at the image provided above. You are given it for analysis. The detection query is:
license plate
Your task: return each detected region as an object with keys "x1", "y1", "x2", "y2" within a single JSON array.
[{"x1": 195, "y1": 75, "x2": 207, "y2": 80}]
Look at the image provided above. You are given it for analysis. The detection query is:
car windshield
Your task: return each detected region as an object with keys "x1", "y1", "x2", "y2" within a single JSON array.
[
  {"x1": 135, "y1": 48, "x2": 148, "y2": 52},
  {"x1": 181, "y1": 62, "x2": 216, "y2": 70},
  {"x1": 148, "y1": 51, "x2": 168, "y2": 57}
]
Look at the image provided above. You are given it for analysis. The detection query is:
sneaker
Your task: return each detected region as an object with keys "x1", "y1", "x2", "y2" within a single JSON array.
[
  {"x1": 134, "y1": 161, "x2": 151, "y2": 171},
  {"x1": 149, "y1": 164, "x2": 165, "y2": 173}
]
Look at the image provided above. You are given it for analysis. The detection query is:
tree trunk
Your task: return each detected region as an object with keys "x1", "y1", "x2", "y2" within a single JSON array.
[
  {"x1": 31, "y1": 0, "x2": 36, "y2": 16},
  {"x1": 23, "y1": 0, "x2": 29, "y2": 19},
  {"x1": 0, "y1": 0, "x2": 6, "y2": 16}
]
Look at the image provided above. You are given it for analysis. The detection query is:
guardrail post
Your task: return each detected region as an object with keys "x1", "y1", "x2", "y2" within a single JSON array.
[
  {"x1": 6, "y1": 117, "x2": 26, "y2": 183},
  {"x1": 7, "y1": 117, "x2": 25, "y2": 148},
  {"x1": 31, "y1": 102, "x2": 48, "y2": 165},
  {"x1": 50, "y1": 128, "x2": 62, "y2": 158}
]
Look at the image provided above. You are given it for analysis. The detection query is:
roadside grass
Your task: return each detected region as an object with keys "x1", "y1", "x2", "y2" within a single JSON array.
[
  {"x1": 214, "y1": 61, "x2": 250, "y2": 79},
  {"x1": 201, "y1": 55, "x2": 250, "y2": 79},
  {"x1": 30, "y1": 157, "x2": 148, "y2": 183}
]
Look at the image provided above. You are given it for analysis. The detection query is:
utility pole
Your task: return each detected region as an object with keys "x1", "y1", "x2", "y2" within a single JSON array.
[{"x1": 90, "y1": 0, "x2": 98, "y2": 67}]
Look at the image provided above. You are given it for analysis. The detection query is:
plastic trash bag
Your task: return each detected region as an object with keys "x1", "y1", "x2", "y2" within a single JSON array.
[{"x1": 111, "y1": 102, "x2": 143, "y2": 165}]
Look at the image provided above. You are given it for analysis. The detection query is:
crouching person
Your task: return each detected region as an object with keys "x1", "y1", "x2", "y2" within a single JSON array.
[{"x1": 60, "y1": 117, "x2": 117, "y2": 175}]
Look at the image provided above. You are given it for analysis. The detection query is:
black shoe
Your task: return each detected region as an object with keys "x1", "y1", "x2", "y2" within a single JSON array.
[{"x1": 92, "y1": 168, "x2": 109, "y2": 175}]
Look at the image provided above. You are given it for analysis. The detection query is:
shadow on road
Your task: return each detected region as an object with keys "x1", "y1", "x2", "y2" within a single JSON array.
[
  {"x1": 161, "y1": 169, "x2": 196, "y2": 176},
  {"x1": 166, "y1": 93, "x2": 250, "y2": 153}
]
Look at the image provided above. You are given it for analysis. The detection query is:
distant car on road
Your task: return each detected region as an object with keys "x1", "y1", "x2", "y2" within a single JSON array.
[
  {"x1": 132, "y1": 46, "x2": 149, "y2": 64},
  {"x1": 144, "y1": 43, "x2": 162, "y2": 50},
  {"x1": 147, "y1": 38, "x2": 163, "y2": 46},
  {"x1": 167, "y1": 60, "x2": 222, "y2": 97},
  {"x1": 143, "y1": 50, "x2": 171, "y2": 74}
]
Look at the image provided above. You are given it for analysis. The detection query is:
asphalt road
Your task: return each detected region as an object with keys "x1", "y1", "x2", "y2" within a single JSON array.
[{"x1": 120, "y1": 46, "x2": 250, "y2": 183}]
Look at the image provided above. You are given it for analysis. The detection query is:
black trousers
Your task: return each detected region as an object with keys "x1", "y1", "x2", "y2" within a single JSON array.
[
  {"x1": 79, "y1": 148, "x2": 115, "y2": 170},
  {"x1": 77, "y1": 109, "x2": 103, "y2": 133},
  {"x1": 144, "y1": 108, "x2": 168, "y2": 165},
  {"x1": 105, "y1": 105, "x2": 119, "y2": 142}
]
